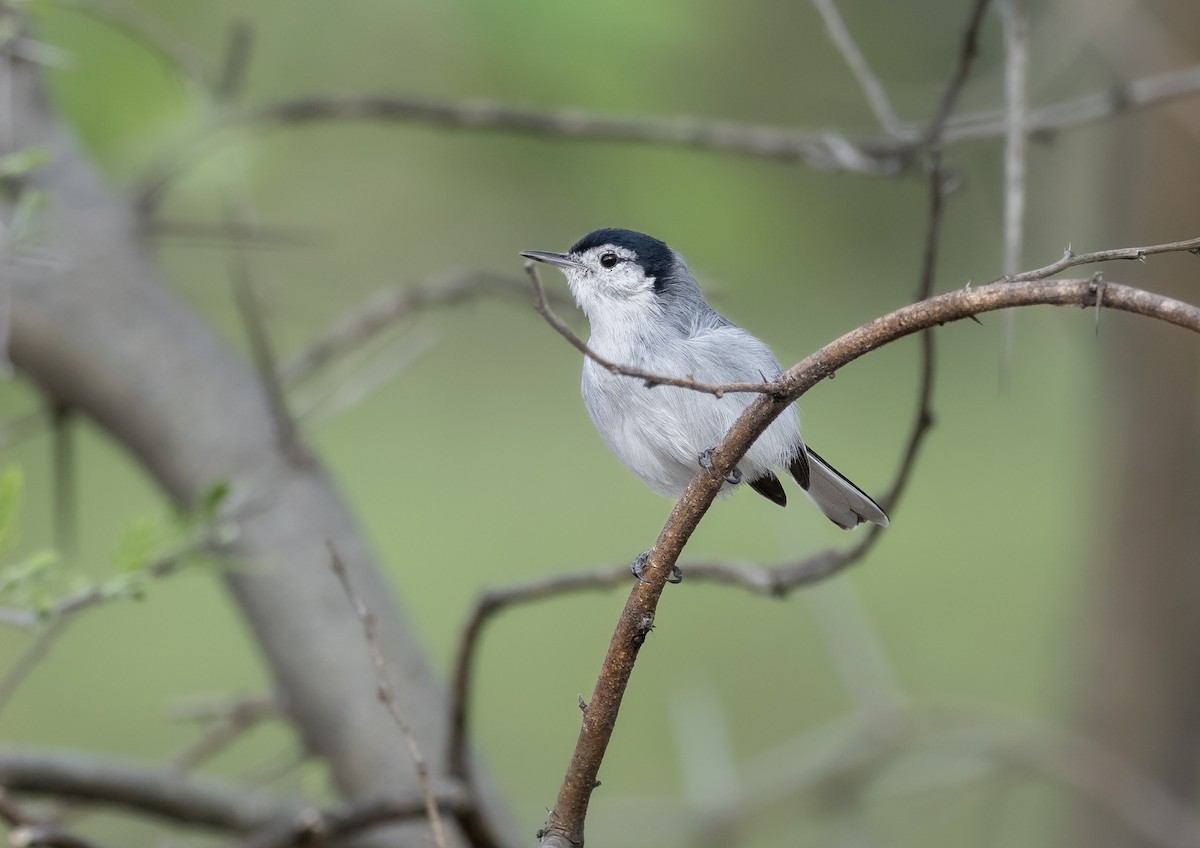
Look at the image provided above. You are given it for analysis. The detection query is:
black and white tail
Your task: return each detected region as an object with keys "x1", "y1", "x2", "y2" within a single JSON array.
[{"x1": 788, "y1": 447, "x2": 889, "y2": 530}]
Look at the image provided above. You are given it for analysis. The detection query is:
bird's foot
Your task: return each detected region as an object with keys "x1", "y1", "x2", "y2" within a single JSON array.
[
  {"x1": 631, "y1": 550, "x2": 683, "y2": 584},
  {"x1": 698, "y1": 448, "x2": 742, "y2": 485}
]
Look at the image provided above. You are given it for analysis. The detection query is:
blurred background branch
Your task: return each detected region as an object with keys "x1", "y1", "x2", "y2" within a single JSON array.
[{"x1": 1, "y1": 0, "x2": 1199, "y2": 846}]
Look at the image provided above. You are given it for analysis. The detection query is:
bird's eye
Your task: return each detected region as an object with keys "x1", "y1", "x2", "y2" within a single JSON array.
[{"x1": 599, "y1": 252, "x2": 619, "y2": 269}]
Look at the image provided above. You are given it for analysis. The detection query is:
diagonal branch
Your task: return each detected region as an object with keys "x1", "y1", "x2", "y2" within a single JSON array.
[
  {"x1": 280, "y1": 272, "x2": 538, "y2": 385},
  {"x1": 537, "y1": 269, "x2": 1200, "y2": 847},
  {"x1": 327, "y1": 545, "x2": 447, "y2": 848},
  {"x1": 810, "y1": 0, "x2": 906, "y2": 137},
  {"x1": 923, "y1": 0, "x2": 994, "y2": 148}
]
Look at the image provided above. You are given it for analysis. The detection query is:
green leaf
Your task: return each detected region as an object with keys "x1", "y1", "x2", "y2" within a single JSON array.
[{"x1": 111, "y1": 517, "x2": 163, "y2": 574}]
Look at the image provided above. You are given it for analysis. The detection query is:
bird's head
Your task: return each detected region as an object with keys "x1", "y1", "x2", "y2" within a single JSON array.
[{"x1": 521, "y1": 228, "x2": 695, "y2": 323}]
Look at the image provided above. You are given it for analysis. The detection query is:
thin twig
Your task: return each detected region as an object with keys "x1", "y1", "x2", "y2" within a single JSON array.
[
  {"x1": 293, "y1": 331, "x2": 438, "y2": 424},
  {"x1": 527, "y1": 264, "x2": 777, "y2": 398},
  {"x1": 0, "y1": 786, "x2": 99, "y2": 848},
  {"x1": 0, "y1": 534, "x2": 215, "y2": 633},
  {"x1": 446, "y1": 567, "x2": 632, "y2": 781},
  {"x1": 223, "y1": 202, "x2": 305, "y2": 465},
  {"x1": 280, "y1": 272, "x2": 536, "y2": 385},
  {"x1": 326, "y1": 544, "x2": 447, "y2": 848},
  {"x1": 1000, "y1": 237, "x2": 1200, "y2": 282},
  {"x1": 810, "y1": 0, "x2": 906, "y2": 137},
  {"x1": 0, "y1": 747, "x2": 466, "y2": 837},
  {"x1": 0, "y1": 534, "x2": 216, "y2": 713},
  {"x1": 0, "y1": 616, "x2": 70, "y2": 714},
  {"x1": 169, "y1": 694, "x2": 280, "y2": 773},
  {"x1": 923, "y1": 0, "x2": 994, "y2": 148},
  {"x1": 215, "y1": 20, "x2": 254, "y2": 101},
  {"x1": 232, "y1": 788, "x2": 472, "y2": 848},
  {"x1": 943, "y1": 62, "x2": 1200, "y2": 142}
]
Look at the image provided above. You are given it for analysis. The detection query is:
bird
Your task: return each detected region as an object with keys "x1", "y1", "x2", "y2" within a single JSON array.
[{"x1": 521, "y1": 228, "x2": 887, "y2": 580}]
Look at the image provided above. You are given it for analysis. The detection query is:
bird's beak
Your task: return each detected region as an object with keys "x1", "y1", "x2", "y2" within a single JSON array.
[{"x1": 520, "y1": 250, "x2": 582, "y2": 270}]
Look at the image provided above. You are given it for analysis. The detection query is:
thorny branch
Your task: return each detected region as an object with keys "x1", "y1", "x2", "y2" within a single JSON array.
[
  {"x1": 447, "y1": 157, "x2": 959, "y2": 790},
  {"x1": 537, "y1": 263, "x2": 1200, "y2": 847}
]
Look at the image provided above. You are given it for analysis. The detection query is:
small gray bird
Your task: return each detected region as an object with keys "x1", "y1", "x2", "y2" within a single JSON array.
[{"x1": 522, "y1": 228, "x2": 887, "y2": 577}]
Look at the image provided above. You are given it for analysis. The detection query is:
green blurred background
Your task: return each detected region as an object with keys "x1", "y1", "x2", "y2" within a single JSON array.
[{"x1": 2, "y1": 0, "x2": 1192, "y2": 845}]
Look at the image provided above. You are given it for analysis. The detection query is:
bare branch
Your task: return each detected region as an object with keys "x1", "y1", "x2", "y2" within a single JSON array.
[
  {"x1": 224, "y1": 203, "x2": 305, "y2": 465},
  {"x1": 923, "y1": 0, "x2": 993, "y2": 148},
  {"x1": 232, "y1": 792, "x2": 473, "y2": 848},
  {"x1": 538, "y1": 265, "x2": 1200, "y2": 846},
  {"x1": 0, "y1": 617, "x2": 70, "y2": 715},
  {"x1": 132, "y1": 58, "x2": 1200, "y2": 214},
  {"x1": 944, "y1": 63, "x2": 1200, "y2": 143},
  {"x1": 446, "y1": 567, "x2": 631, "y2": 782},
  {"x1": 280, "y1": 272, "x2": 533, "y2": 385},
  {"x1": 0, "y1": 748, "x2": 470, "y2": 841},
  {"x1": 292, "y1": 332, "x2": 438, "y2": 424},
  {"x1": 215, "y1": 20, "x2": 254, "y2": 101},
  {"x1": 169, "y1": 694, "x2": 280, "y2": 773},
  {"x1": 810, "y1": 0, "x2": 906, "y2": 137},
  {"x1": 0, "y1": 749, "x2": 295, "y2": 832},
  {"x1": 0, "y1": 785, "x2": 99, "y2": 848},
  {"x1": 132, "y1": 97, "x2": 906, "y2": 212},
  {"x1": 1002, "y1": 237, "x2": 1200, "y2": 282},
  {"x1": 327, "y1": 544, "x2": 447, "y2": 848}
]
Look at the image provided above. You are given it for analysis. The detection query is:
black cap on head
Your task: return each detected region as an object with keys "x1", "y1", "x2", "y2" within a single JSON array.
[{"x1": 570, "y1": 228, "x2": 676, "y2": 282}]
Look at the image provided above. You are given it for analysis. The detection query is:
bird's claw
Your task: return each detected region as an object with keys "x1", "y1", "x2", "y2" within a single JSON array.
[
  {"x1": 698, "y1": 448, "x2": 742, "y2": 485},
  {"x1": 631, "y1": 551, "x2": 683, "y2": 584}
]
